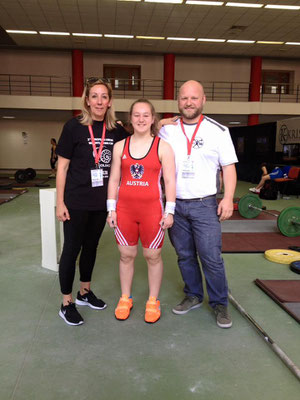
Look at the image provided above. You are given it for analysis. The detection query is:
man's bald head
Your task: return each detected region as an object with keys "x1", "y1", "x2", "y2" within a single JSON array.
[{"x1": 178, "y1": 80, "x2": 206, "y2": 123}]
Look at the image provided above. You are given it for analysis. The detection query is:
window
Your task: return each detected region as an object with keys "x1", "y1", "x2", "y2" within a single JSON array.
[
  {"x1": 262, "y1": 70, "x2": 293, "y2": 95},
  {"x1": 103, "y1": 65, "x2": 141, "y2": 91}
]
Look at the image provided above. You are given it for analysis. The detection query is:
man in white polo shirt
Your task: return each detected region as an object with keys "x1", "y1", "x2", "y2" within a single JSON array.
[{"x1": 159, "y1": 80, "x2": 238, "y2": 328}]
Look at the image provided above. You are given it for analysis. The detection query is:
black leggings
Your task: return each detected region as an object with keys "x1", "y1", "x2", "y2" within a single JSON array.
[{"x1": 59, "y1": 209, "x2": 107, "y2": 295}]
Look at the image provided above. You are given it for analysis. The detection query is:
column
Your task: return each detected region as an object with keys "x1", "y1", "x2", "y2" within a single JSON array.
[
  {"x1": 72, "y1": 49, "x2": 84, "y2": 117},
  {"x1": 248, "y1": 56, "x2": 262, "y2": 126},
  {"x1": 163, "y1": 54, "x2": 175, "y2": 118}
]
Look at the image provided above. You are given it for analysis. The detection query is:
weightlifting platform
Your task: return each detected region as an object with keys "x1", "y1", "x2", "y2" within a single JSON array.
[
  {"x1": 255, "y1": 279, "x2": 300, "y2": 324},
  {"x1": 222, "y1": 211, "x2": 300, "y2": 253}
]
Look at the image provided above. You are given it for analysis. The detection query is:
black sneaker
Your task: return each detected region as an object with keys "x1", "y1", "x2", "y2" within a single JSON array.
[
  {"x1": 214, "y1": 304, "x2": 232, "y2": 328},
  {"x1": 59, "y1": 302, "x2": 84, "y2": 326},
  {"x1": 75, "y1": 289, "x2": 107, "y2": 310}
]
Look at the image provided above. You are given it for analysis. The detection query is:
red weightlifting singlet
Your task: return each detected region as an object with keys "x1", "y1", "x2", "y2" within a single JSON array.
[{"x1": 115, "y1": 136, "x2": 164, "y2": 248}]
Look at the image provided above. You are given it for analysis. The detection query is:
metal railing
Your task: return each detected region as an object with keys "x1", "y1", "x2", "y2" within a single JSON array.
[
  {"x1": 1, "y1": 74, "x2": 300, "y2": 103},
  {"x1": 0, "y1": 74, "x2": 72, "y2": 96}
]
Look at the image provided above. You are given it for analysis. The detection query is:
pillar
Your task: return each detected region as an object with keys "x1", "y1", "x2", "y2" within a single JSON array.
[
  {"x1": 248, "y1": 56, "x2": 262, "y2": 126},
  {"x1": 163, "y1": 54, "x2": 175, "y2": 118},
  {"x1": 72, "y1": 49, "x2": 84, "y2": 117}
]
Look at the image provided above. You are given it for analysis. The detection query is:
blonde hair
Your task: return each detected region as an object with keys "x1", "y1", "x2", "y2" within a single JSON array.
[
  {"x1": 79, "y1": 78, "x2": 116, "y2": 130},
  {"x1": 128, "y1": 98, "x2": 159, "y2": 137}
]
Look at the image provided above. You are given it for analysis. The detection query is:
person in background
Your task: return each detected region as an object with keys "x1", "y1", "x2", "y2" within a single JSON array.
[
  {"x1": 49, "y1": 138, "x2": 58, "y2": 178},
  {"x1": 249, "y1": 163, "x2": 291, "y2": 194},
  {"x1": 159, "y1": 80, "x2": 238, "y2": 328},
  {"x1": 55, "y1": 78, "x2": 129, "y2": 326},
  {"x1": 106, "y1": 99, "x2": 176, "y2": 324}
]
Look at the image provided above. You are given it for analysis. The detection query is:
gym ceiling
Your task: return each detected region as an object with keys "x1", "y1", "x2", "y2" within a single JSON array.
[{"x1": 1, "y1": 0, "x2": 300, "y2": 59}]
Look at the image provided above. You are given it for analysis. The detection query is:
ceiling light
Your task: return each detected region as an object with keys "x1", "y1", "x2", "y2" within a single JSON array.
[
  {"x1": 6, "y1": 30, "x2": 37, "y2": 34},
  {"x1": 227, "y1": 39, "x2": 255, "y2": 43},
  {"x1": 145, "y1": 0, "x2": 183, "y2": 3},
  {"x1": 186, "y1": 1, "x2": 224, "y2": 5},
  {"x1": 285, "y1": 42, "x2": 300, "y2": 46},
  {"x1": 167, "y1": 37, "x2": 196, "y2": 41},
  {"x1": 40, "y1": 31, "x2": 70, "y2": 36},
  {"x1": 265, "y1": 5, "x2": 300, "y2": 10},
  {"x1": 197, "y1": 38, "x2": 225, "y2": 42},
  {"x1": 72, "y1": 33, "x2": 102, "y2": 37},
  {"x1": 228, "y1": 121, "x2": 241, "y2": 125},
  {"x1": 226, "y1": 2, "x2": 263, "y2": 8},
  {"x1": 104, "y1": 34, "x2": 134, "y2": 38},
  {"x1": 2, "y1": 116, "x2": 16, "y2": 119},
  {"x1": 256, "y1": 41, "x2": 284, "y2": 45},
  {"x1": 136, "y1": 36, "x2": 165, "y2": 39}
]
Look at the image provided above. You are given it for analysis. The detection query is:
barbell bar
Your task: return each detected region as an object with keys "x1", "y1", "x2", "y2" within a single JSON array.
[{"x1": 238, "y1": 194, "x2": 300, "y2": 237}]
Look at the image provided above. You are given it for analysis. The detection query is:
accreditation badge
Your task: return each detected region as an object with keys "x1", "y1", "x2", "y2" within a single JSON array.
[
  {"x1": 182, "y1": 158, "x2": 195, "y2": 179},
  {"x1": 91, "y1": 168, "x2": 103, "y2": 187}
]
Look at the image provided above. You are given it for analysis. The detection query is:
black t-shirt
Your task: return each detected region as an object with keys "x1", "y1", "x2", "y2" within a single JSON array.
[{"x1": 56, "y1": 117, "x2": 129, "y2": 210}]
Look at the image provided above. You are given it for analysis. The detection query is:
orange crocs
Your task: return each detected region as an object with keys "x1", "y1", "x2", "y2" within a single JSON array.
[
  {"x1": 145, "y1": 296, "x2": 161, "y2": 324},
  {"x1": 115, "y1": 294, "x2": 133, "y2": 320}
]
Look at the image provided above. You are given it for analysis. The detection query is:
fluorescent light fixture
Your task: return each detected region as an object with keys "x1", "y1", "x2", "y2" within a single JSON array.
[
  {"x1": 167, "y1": 37, "x2": 196, "y2": 41},
  {"x1": 72, "y1": 33, "x2": 102, "y2": 37},
  {"x1": 104, "y1": 34, "x2": 134, "y2": 38},
  {"x1": 6, "y1": 30, "x2": 37, "y2": 34},
  {"x1": 186, "y1": 1, "x2": 224, "y2": 5},
  {"x1": 226, "y1": 2, "x2": 263, "y2": 8},
  {"x1": 228, "y1": 121, "x2": 241, "y2": 125},
  {"x1": 285, "y1": 42, "x2": 300, "y2": 46},
  {"x1": 197, "y1": 38, "x2": 225, "y2": 42},
  {"x1": 145, "y1": 0, "x2": 183, "y2": 3},
  {"x1": 136, "y1": 35, "x2": 165, "y2": 39},
  {"x1": 40, "y1": 31, "x2": 70, "y2": 36},
  {"x1": 265, "y1": 5, "x2": 300, "y2": 10},
  {"x1": 2, "y1": 116, "x2": 16, "y2": 119},
  {"x1": 227, "y1": 39, "x2": 255, "y2": 43},
  {"x1": 256, "y1": 41, "x2": 284, "y2": 45}
]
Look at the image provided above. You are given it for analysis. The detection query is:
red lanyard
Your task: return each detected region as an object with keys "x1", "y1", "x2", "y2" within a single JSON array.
[
  {"x1": 88, "y1": 122, "x2": 106, "y2": 166},
  {"x1": 180, "y1": 115, "x2": 204, "y2": 156}
]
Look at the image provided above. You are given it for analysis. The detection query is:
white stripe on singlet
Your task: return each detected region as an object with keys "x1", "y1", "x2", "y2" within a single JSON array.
[
  {"x1": 115, "y1": 226, "x2": 128, "y2": 246},
  {"x1": 149, "y1": 227, "x2": 165, "y2": 249}
]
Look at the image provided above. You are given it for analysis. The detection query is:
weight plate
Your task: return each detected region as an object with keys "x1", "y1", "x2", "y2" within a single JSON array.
[
  {"x1": 238, "y1": 194, "x2": 263, "y2": 219},
  {"x1": 14, "y1": 169, "x2": 27, "y2": 183},
  {"x1": 265, "y1": 249, "x2": 300, "y2": 265},
  {"x1": 290, "y1": 261, "x2": 300, "y2": 274},
  {"x1": 277, "y1": 207, "x2": 300, "y2": 237},
  {"x1": 25, "y1": 168, "x2": 36, "y2": 180}
]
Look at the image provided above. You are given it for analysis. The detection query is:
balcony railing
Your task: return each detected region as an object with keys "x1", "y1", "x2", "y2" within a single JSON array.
[
  {"x1": 1, "y1": 74, "x2": 300, "y2": 103},
  {"x1": 0, "y1": 74, "x2": 72, "y2": 96}
]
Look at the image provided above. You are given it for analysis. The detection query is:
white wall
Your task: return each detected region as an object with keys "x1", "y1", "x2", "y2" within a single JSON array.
[{"x1": 0, "y1": 120, "x2": 64, "y2": 170}]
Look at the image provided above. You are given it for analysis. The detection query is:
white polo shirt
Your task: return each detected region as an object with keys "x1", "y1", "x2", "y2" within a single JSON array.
[{"x1": 159, "y1": 116, "x2": 238, "y2": 199}]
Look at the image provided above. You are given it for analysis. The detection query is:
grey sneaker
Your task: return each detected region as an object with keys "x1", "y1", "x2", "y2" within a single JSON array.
[
  {"x1": 214, "y1": 304, "x2": 232, "y2": 328},
  {"x1": 172, "y1": 295, "x2": 202, "y2": 315}
]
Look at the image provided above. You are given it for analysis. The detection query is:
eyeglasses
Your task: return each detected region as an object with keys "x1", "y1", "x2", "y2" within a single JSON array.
[{"x1": 85, "y1": 77, "x2": 111, "y2": 85}]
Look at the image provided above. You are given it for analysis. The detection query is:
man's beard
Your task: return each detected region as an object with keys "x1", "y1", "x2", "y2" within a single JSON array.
[{"x1": 179, "y1": 106, "x2": 203, "y2": 121}]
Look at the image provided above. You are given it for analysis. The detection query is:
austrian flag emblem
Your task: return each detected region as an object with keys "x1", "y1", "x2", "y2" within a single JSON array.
[{"x1": 130, "y1": 163, "x2": 144, "y2": 179}]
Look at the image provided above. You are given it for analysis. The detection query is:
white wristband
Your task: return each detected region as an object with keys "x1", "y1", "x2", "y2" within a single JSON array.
[
  {"x1": 106, "y1": 199, "x2": 116, "y2": 212},
  {"x1": 164, "y1": 201, "x2": 176, "y2": 216}
]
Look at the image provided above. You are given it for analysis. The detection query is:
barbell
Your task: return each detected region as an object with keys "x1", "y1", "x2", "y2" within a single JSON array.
[{"x1": 238, "y1": 194, "x2": 300, "y2": 237}]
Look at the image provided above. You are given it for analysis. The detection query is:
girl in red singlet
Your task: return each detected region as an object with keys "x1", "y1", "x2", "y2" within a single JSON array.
[{"x1": 107, "y1": 99, "x2": 176, "y2": 323}]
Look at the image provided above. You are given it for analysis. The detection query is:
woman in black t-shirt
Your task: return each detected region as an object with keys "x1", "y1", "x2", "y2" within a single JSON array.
[{"x1": 56, "y1": 78, "x2": 129, "y2": 326}]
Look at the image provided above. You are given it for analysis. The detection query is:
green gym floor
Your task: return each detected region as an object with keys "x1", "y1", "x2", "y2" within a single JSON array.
[{"x1": 1, "y1": 179, "x2": 299, "y2": 400}]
